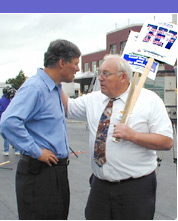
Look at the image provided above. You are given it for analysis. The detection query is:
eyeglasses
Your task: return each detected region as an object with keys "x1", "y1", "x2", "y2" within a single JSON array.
[{"x1": 97, "y1": 70, "x2": 123, "y2": 79}]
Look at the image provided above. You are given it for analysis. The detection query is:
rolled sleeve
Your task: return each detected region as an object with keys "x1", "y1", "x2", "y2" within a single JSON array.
[{"x1": 149, "y1": 95, "x2": 173, "y2": 139}]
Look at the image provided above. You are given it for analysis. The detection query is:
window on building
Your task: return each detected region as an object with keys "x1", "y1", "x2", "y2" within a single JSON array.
[
  {"x1": 99, "y1": 60, "x2": 103, "y2": 68},
  {"x1": 84, "y1": 63, "x2": 89, "y2": 72},
  {"x1": 120, "y1": 41, "x2": 127, "y2": 54},
  {"x1": 158, "y1": 63, "x2": 165, "y2": 71},
  {"x1": 84, "y1": 85, "x2": 89, "y2": 93},
  {"x1": 92, "y1": 61, "x2": 97, "y2": 73},
  {"x1": 110, "y1": 44, "x2": 117, "y2": 54}
]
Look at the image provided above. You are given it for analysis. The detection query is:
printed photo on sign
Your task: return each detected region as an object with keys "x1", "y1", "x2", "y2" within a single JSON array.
[
  {"x1": 135, "y1": 20, "x2": 177, "y2": 66},
  {"x1": 122, "y1": 31, "x2": 159, "y2": 80}
]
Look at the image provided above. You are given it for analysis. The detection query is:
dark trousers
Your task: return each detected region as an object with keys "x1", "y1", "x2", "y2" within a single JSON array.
[
  {"x1": 85, "y1": 171, "x2": 157, "y2": 220},
  {"x1": 16, "y1": 158, "x2": 70, "y2": 220}
]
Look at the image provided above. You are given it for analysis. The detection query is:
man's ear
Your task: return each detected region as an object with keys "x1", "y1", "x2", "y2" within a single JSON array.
[
  {"x1": 58, "y1": 59, "x2": 66, "y2": 68},
  {"x1": 120, "y1": 72, "x2": 127, "y2": 82}
]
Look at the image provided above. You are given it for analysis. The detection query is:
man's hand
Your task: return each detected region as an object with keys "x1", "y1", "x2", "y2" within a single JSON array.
[
  {"x1": 112, "y1": 123, "x2": 135, "y2": 141},
  {"x1": 112, "y1": 123, "x2": 173, "y2": 150},
  {"x1": 37, "y1": 149, "x2": 58, "y2": 166}
]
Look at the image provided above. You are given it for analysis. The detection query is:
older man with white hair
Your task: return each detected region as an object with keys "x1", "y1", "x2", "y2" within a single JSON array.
[{"x1": 62, "y1": 54, "x2": 173, "y2": 220}]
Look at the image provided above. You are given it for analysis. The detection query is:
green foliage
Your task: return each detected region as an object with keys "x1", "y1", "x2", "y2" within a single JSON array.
[{"x1": 5, "y1": 70, "x2": 28, "y2": 90}]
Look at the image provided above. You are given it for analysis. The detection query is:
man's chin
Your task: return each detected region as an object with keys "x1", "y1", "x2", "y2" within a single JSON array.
[
  {"x1": 65, "y1": 78, "x2": 74, "y2": 83},
  {"x1": 101, "y1": 89, "x2": 107, "y2": 96}
]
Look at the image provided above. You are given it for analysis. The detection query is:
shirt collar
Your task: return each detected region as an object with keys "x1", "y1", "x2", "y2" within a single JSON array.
[
  {"x1": 119, "y1": 84, "x2": 131, "y2": 103},
  {"x1": 37, "y1": 68, "x2": 61, "y2": 92},
  {"x1": 102, "y1": 83, "x2": 131, "y2": 104}
]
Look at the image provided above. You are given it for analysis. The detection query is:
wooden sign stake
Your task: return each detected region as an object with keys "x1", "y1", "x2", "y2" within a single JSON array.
[
  {"x1": 0, "y1": 161, "x2": 10, "y2": 166},
  {"x1": 113, "y1": 72, "x2": 139, "y2": 142},
  {"x1": 113, "y1": 57, "x2": 155, "y2": 142}
]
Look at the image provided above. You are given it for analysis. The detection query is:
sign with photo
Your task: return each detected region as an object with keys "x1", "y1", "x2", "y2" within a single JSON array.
[
  {"x1": 122, "y1": 31, "x2": 159, "y2": 80},
  {"x1": 134, "y1": 20, "x2": 177, "y2": 66}
]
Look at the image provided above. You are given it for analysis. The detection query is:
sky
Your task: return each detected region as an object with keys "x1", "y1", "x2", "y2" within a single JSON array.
[{"x1": 0, "y1": 13, "x2": 174, "y2": 82}]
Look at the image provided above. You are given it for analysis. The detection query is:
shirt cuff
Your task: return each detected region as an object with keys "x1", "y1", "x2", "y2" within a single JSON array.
[{"x1": 30, "y1": 146, "x2": 42, "y2": 159}]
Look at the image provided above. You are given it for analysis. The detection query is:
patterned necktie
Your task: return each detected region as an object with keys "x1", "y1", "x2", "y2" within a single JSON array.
[{"x1": 94, "y1": 98, "x2": 115, "y2": 167}]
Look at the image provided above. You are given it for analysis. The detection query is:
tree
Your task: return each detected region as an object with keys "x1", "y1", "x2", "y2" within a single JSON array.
[{"x1": 6, "y1": 70, "x2": 28, "y2": 90}]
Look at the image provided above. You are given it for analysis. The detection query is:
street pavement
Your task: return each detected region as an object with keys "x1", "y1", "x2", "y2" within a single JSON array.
[{"x1": 0, "y1": 120, "x2": 177, "y2": 220}]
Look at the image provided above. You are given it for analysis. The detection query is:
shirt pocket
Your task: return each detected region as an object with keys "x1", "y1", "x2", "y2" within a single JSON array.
[{"x1": 127, "y1": 112, "x2": 150, "y2": 133}]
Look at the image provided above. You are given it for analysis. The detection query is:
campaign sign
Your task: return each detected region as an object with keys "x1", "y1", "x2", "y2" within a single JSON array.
[
  {"x1": 135, "y1": 20, "x2": 177, "y2": 66},
  {"x1": 123, "y1": 54, "x2": 158, "y2": 80},
  {"x1": 122, "y1": 31, "x2": 159, "y2": 80}
]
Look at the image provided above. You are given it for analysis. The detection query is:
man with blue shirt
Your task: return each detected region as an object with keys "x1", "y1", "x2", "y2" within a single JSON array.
[{"x1": 0, "y1": 39, "x2": 81, "y2": 220}]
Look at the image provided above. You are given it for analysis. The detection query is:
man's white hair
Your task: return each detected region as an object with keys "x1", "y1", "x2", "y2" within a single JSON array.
[{"x1": 103, "y1": 54, "x2": 133, "y2": 80}]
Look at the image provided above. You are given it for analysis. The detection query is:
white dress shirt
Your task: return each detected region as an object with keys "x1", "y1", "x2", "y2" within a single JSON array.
[{"x1": 68, "y1": 87, "x2": 173, "y2": 182}]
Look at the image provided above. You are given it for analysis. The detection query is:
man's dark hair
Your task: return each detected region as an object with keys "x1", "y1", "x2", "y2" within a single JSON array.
[{"x1": 44, "y1": 39, "x2": 81, "y2": 68}]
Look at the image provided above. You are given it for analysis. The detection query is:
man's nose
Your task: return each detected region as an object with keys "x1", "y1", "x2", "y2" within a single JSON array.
[
  {"x1": 76, "y1": 65, "x2": 80, "y2": 72},
  {"x1": 98, "y1": 74, "x2": 104, "y2": 81}
]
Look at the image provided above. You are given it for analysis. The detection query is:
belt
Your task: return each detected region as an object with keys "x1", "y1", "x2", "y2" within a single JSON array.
[
  {"x1": 94, "y1": 175, "x2": 134, "y2": 184},
  {"x1": 94, "y1": 170, "x2": 155, "y2": 184},
  {"x1": 20, "y1": 154, "x2": 70, "y2": 166}
]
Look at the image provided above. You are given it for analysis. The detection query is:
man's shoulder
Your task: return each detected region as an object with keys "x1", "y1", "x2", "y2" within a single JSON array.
[
  {"x1": 0, "y1": 96, "x2": 8, "y2": 103},
  {"x1": 87, "y1": 90, "x2": 103, "y2": 98},
  {"x1": 141, "y1": 88, "x2": 159, "y2": 97},
  {"x1": 71, "y1": 91, "x2": 103, "y2": 105},
  {"x1": 20, "y1": 73, "x2": 46, "y2": 90},
  {"x1": 139, "y1": 88, "x2": 163, "y2": 104}
]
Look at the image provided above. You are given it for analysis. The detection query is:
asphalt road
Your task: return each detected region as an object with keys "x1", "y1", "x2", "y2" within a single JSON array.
[{"x1": 0, "y1": 120, "x2": 177, "y2": 220}]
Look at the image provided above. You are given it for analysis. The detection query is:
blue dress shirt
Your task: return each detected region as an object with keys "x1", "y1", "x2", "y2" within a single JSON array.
[{"x1": 0, "y1": 68, "x2": 69, "y2": 159}]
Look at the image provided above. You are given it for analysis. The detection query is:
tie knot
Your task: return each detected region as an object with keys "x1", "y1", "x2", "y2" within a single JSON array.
[{"x1": 110, "y1": 98, "x2": 116, "y2": 102}]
